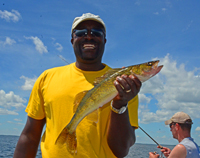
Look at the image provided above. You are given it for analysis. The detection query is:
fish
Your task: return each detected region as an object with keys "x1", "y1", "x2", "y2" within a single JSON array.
[{"x1": 55, "y1": 60, "x2": 163, "y2": 154}]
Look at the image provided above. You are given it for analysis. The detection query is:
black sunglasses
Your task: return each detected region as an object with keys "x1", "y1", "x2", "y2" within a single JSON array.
[
  {"x1": 169, "y1": 122, "x2": 176, "y2": 128},
  {"x1": 72, "y1": 29, "x2": 105, "y2": 37}
]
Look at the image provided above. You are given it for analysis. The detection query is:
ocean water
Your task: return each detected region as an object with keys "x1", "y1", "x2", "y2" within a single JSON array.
[
  {"x1": 125, "y1": 143, "x2": 174, "y2": 158},
  {"x1": 0, "y1": 135, "x2": 42, "y2": 158},
  {"x1": 0, "y1": 135, "x2": 174, "y2": 158}
]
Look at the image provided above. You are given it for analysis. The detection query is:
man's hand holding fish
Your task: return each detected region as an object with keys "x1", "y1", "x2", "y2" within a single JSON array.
[
  {"x1": 113, "y1": 74, "x2": 141, "y2": 107},
  {"x1": 107, "y1": 74, "x2": 142, "y2": 157}
]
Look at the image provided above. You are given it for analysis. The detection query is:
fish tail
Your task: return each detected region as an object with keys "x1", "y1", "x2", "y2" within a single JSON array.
[
  {"x1": 55, "y1": 127, "x2": 77, "y2": 154},
  {"x1": 66, "y1": 131, "x2": 77, "y2": 155}
]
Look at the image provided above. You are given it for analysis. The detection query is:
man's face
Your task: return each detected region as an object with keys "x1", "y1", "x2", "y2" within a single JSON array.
[
  {"x1": 71, "y1": 20, "x2": 106, "y2": 64},
  {"x1": 170, "y1": 123, "x2": 178, "y2": 139}
]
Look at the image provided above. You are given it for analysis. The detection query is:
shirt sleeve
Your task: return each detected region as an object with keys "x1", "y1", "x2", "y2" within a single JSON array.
[
  {"x1": 25, "y1": 72, "x2": 46, "y2": 120},
  {"x1": 127, "y1": 95, "x2": 139, "y2": 128}
]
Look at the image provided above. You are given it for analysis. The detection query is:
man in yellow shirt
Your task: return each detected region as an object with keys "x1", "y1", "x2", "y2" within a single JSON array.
[{"x1": 13, "y1": 13, "x2": 141, "y2": 158}]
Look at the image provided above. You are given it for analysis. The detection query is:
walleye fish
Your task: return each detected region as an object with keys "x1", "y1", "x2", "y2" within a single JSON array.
[{"x1": 55, "y1": 60, "x2": 163, "y2": 154}]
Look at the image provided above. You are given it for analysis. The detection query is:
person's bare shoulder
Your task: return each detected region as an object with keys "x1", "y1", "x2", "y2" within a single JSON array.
[{"x1": 168, "y1": 144, "x2": 187, "y2": 158}]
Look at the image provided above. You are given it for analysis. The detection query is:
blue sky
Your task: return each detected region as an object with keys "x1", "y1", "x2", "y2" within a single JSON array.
[{"x1": 1, "y1": 0, "x2": 200, "y2": 147}]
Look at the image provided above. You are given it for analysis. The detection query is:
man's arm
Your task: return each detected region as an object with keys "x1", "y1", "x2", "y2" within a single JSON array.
[
  {"x1": 167, "y1": 144, "x2": 187, "y2": 158},
  {"x1": 107, "y1": 110, "x2": 136, "y2": 158},
  {"x1": 107, "y1": 74, "x2": 141, "y2": 158},
  {"x1": 13, "y1": 116, "x2": 46, "y2": 158}
]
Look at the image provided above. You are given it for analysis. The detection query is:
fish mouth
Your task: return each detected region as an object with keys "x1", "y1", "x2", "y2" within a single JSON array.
[
  {"x1": 153, "y1": 61, "x2": 163, "y2": 70},
  {"x1": 154, "y1": 61, "x2": 159, "y2": 67},
  {"x1": 154, "y1": 65, "x2": 163, "y2": 73},
  {"x1": 150, "y1": 61, "x2": 163, "y2": 76}
]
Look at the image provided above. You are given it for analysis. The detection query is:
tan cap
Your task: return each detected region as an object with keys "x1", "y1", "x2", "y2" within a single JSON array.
[
  {"x1": 71, "y1": 13, "x2": 106, "y2": 34},
  {"x1": 165, "y1": 112, "x2": 193, "y2": 125}
]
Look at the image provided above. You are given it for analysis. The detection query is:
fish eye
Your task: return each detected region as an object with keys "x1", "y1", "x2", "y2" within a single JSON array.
[{"x1": 147, "y1": 62, "x2": 153, "y2": 66}]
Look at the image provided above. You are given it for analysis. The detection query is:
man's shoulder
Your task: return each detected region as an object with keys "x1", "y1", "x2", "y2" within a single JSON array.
[
  {"x1": 36, "y1": 63, "x2": 75, "y2": 82},
  {"x1": 174, "y1": 144, "x2": 186, "y2": 150},
  {"x1": 169, "y1": 144, "x2": 186, "y2": 158},
  {"x1": 44, "y1": 63, "x2": 74, "y2": 74}
]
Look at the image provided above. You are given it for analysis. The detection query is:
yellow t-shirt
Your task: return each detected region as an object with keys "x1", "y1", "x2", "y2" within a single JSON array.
[{"x1": 25, "y1": 62, "x2": 138, "y2": 158}]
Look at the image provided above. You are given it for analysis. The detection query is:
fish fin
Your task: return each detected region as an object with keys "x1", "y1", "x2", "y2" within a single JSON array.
[
  {"x1": 73, "y1": 91, "x2": 88, "y2": 113},
  {"x1": 87, "y1": 109, "x2": 99, "y2": 123},
  {"x1": 93, "y1": 68, "x2": 121, "y2": 85},
  {"x1": 55, "y1": 127, "x2": 77, "y2": 155},
  {"x1": 55, "y1": 127, "x2": 69, "y2": 146}
]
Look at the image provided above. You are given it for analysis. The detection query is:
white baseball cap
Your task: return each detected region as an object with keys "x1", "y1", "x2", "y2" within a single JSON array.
[
  {"x1": 165, "y1": 112, "x2": 193, "y2": 125},
  {"x1": 71, "y1": 13, "x2": 106, "y2": 34}
]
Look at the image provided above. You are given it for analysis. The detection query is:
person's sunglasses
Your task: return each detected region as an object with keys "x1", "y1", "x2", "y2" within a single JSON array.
[
  {"x1": 169, "y1": 122, "x2": 176, "y2": 128},
  {"x1": 72, "y1": 29, "x2": 105, "y2": 37}
]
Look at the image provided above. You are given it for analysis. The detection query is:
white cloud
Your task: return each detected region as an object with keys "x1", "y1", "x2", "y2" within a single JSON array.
[
  {"x1": 0, "y1": 108, "x2": 18, "y2": 115},
  {"x1": 7, "y1": 120, "x2": 24, "y2": 125},
  {"x1": 135, "y1": 1, "x2": 140, "y2": 6},
  {"x1": 154, "y1": 8, "x2": 167, "y2": 16},
  {"x1": 0, "y1": 90, "x2": 26, "y2": 112},
  {"x1": 14, "y1": 118, "x2": 22, "y2": 122},
  {"x1": 3, "y1": 37, "x2": 16, "y2": 46},
  {"x1": 55, "y1": 42, "x2": 63, "y2": 52},
  {"x1": 182, "y1": 20, "x2": 193, "y2": 32},
  {"x1": 24, "y1": 36, "x2": 48, "y2": 54},
  {"x1": 138, "y1": 93, "x2": 151, "y2": 104},
  {"x1": 52, "y1": 38, "x2": 63, "y2": 52},
  {"x1": 0, "y1": 9, "x2": 21, "y2": 22},
  {"x1": 195, "y1": 127, "x2": 200, "y2": 131},
  {"x1": 139, "y1": 54, "x2": 200, "y2": 123},
  {"x1": 154, "y1": 12, "x2": 159, "y2": 15},
  {"x1": 17, "y1": 122, "x2": 25, "y2": 125},
  {"x1": 20, "y1": 76, "x2": 37, "y2": 90}
]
